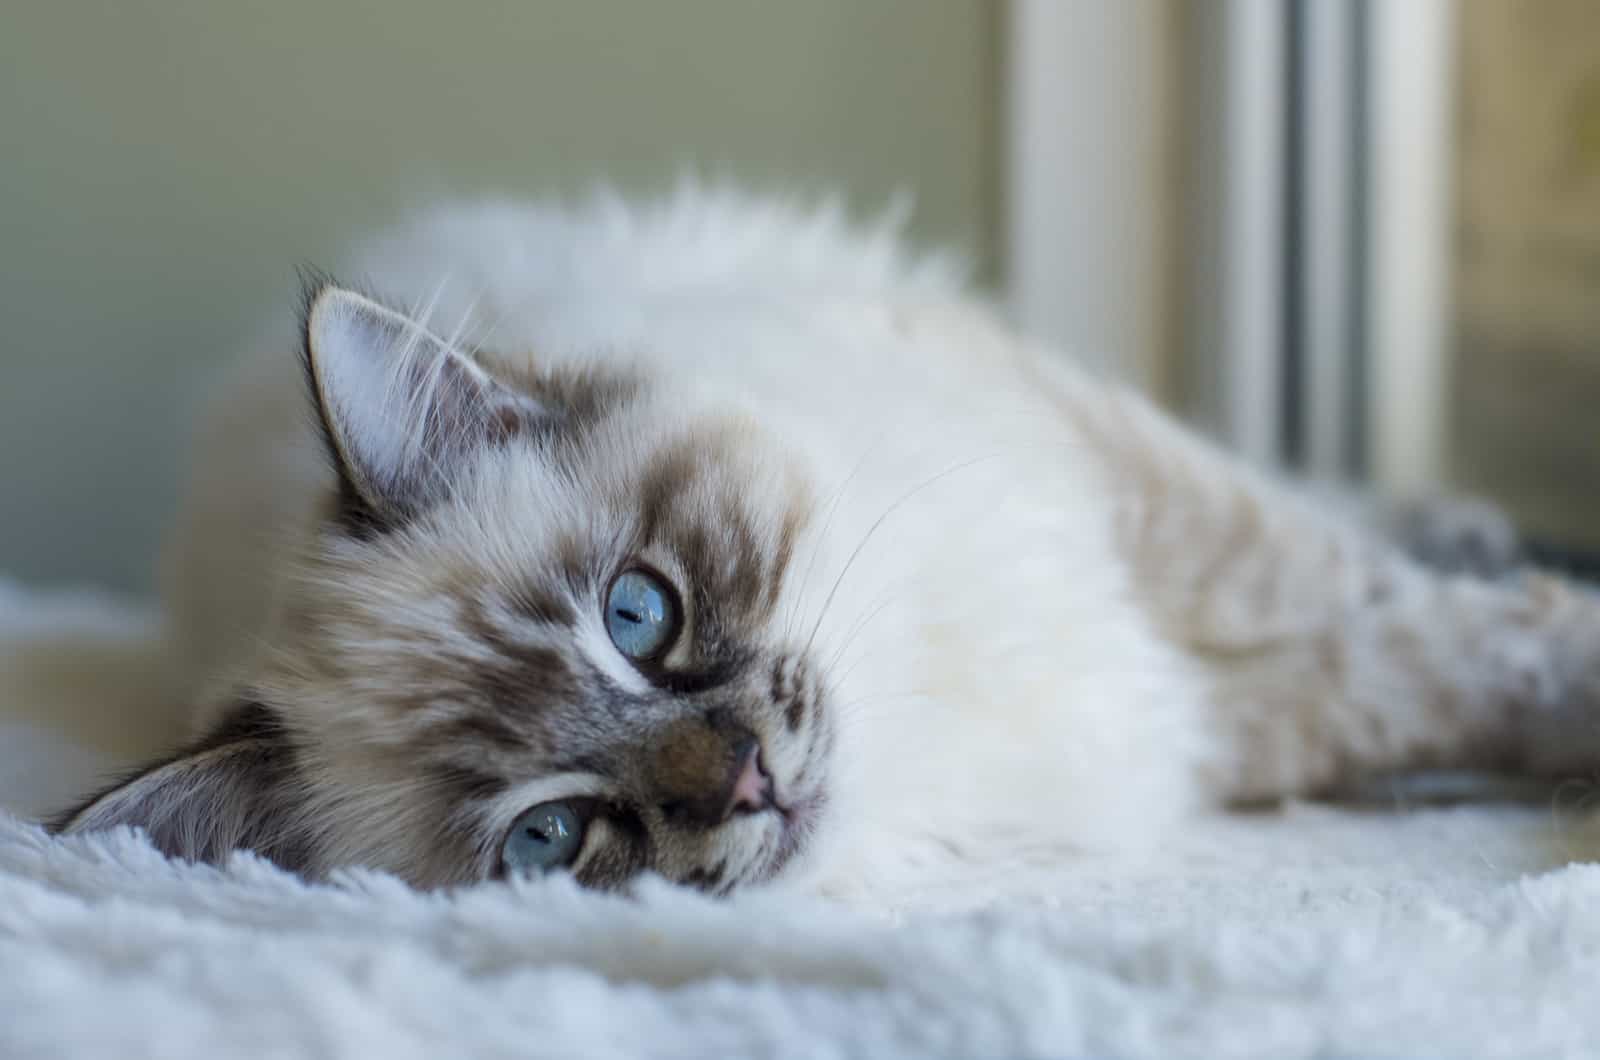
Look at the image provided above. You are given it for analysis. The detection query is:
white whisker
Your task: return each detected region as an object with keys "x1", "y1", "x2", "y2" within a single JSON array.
[{"x1": 802, "y1": 453, "x2": 1005, "y2": 661}]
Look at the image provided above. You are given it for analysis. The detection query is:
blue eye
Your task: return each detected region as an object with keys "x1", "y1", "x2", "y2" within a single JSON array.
[
  {"x1": 502, "y1": 801, "x2": 586, "y2": 876},
  {"x1": 605, "y1": 568, "x2": 679, "y2": 660}
]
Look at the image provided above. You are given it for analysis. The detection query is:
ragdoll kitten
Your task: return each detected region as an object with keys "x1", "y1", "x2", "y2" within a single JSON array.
[{"x1": 51, "y1": 192, "x2": 1600, "y2": 898}]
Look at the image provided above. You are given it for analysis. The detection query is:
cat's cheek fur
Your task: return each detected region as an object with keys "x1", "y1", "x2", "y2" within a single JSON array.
[{"x1": 775, "y1": 509, "x2": 1213, "y2": 899}]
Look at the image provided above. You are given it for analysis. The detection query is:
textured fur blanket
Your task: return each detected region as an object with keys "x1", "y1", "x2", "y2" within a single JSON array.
[{"x1": 4, "y1": 578, "x2": 1600, "y2": 1059}]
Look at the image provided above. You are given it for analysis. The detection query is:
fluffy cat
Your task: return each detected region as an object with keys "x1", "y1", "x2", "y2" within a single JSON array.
[{"x1": 52, "y1": 190, "x2": 1600, "y2": 899}]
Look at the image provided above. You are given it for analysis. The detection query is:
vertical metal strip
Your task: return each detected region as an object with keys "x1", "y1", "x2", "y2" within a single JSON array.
[
  {"x1": 1281, "y1": 0, "x2": 1307, "y2": 469},
  {"x1": 1298, "y1": 0, "x2": 1361, "y2": 480}
]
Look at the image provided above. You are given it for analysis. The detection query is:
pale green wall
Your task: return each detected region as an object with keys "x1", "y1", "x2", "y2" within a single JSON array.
[{"x1": 0, "y1": 1, "x2": 997, "y2": 592}]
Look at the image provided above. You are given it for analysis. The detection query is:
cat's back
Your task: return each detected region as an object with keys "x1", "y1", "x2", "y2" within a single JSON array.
[{"x1": 351, "y1": 189, "x2": 966, "y2": 336}]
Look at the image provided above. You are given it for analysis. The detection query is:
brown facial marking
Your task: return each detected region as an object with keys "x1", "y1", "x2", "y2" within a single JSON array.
[
  {"x1": 767, "y1": 503, "x2": 805, "y2": 610},
  {"x1": 770, "y1": 658, "x2": 788, "y2": 705},
  {"x1": 682, "y1": 858, "x2": 727, "y2": 893},
  {"x1": 784, "y1": 688, "x2": 808, "y2": 733},
  {"x1": 458, "y1": 598, "x2": 582, "y2": 713},
  {"x1": 637, "y1": 436, "x2": 806, "y2": 674},
  {"x1": 430, "y1": 712, "x2": 533, "y2": 754},
  {"x1": 548, "y1": 531, "x2": 591, "y2": 597},
  {"x1": 636, "y1": 443, "x2": 701, "y2": 547},
  {"x1": 507, "y1": 581, "x2": 577, "y2": 628},
  {"x1": 425, "y1": 764, "x2": 511, "y2": 804},
  {"x1": 716, "y1": 494, "x2": 768, "y2": 615},
  {"x1": 648, "y1": 715, "x2": 755, "y2": 828}
]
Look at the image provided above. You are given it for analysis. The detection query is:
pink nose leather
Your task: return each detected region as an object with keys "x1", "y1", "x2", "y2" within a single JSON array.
[{"x1": 728, "y1": 745, "x2": 774, "y2": 816}]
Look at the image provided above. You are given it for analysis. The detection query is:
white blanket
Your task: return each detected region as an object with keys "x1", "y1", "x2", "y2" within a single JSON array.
[{"x1": 3, "y1": 578, "x2": 1599, "y2": 1059}]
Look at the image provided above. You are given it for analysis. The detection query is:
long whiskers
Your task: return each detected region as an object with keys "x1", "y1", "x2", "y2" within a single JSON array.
[
  {"x1": 800, "y1": 453, "x2": 1005, "y2": 662},
  {"x1": 824, "y1": 589, "x2": 898, "y2": 676},
  {"x1": 817, "y1": 590, "x2": 903, "y2": 704},
  {"x1": 780, "y1": 432, "x2": 887, "y2": 645},
  {"x1": 829, "y1": 690, "x2": 934, "y2": 727}
]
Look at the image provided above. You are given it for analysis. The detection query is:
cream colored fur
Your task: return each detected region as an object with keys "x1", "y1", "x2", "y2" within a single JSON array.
[{"x1": 161, "y1": 188, "x2": 1600, "y2": 900}]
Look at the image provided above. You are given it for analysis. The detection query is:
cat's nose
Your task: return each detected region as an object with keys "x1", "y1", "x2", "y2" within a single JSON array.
[
  {"x1": 726, "y1": 742, "x2": 774, "y2": 816},
  {"x1": 651, "y1": 724, "x2": 774, "y2": 828}
]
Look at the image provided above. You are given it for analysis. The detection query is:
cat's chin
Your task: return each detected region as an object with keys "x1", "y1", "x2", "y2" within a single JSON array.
[{"x1": 762, "y1": 791, "x2": 826, "y2": 883}]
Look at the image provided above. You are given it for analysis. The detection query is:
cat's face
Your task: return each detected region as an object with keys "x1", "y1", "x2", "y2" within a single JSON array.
[{"x1": 54, "y1": 285, "x2": 834, "y2": 893}]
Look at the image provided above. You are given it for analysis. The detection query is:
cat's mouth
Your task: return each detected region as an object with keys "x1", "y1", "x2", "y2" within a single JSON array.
[{"x1": 766, "y1": 790, "x2": 823, "y2": 880}]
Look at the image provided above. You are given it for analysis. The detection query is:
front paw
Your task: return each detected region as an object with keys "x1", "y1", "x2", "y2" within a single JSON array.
[
  {"x1": 1388, "y1": 494, "x2": 1522, "y2": 578},
  {"x1": 1513, "y1": 575, "x2": 1600, "y2": 776}
]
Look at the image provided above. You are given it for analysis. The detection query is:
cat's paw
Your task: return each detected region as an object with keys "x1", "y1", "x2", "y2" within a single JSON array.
[
  {"x1": 1387, "y1": 494, "x2": 1522, "y2": 578},
  {"x1": 1511, "y1": 574, "x2": 1600, "y2": 777}
]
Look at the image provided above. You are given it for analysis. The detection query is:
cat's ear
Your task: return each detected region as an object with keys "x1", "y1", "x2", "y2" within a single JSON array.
[
  {"x1": 49, "y1": 705, "x2": 312, "y2": 872},
  {"x1": 301, "y1": 282, "x2": 543, "y2": 528}
]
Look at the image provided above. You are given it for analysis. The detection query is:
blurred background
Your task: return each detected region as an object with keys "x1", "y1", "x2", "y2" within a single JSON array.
[{"x1": 2, "y1": 0, "x2": 1597, "y2": 594}]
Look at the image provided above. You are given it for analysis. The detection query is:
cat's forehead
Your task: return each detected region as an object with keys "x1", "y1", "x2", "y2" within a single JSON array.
[
  {"x1": 443, "y1": 384, "x2": 816, "y2": 624},
  {"x1": 626, "y1": 428, "x2": 811, "y2": 621}
]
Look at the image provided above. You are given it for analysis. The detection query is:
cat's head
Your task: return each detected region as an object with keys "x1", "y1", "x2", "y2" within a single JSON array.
[{"x1": 54, "y1": 283, "x2": 835, "y2": 893}]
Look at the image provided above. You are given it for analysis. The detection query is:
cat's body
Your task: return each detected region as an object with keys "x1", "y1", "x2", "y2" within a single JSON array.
[{"x1": 56, "y1": 192, "x2": 1600, "y2": 899}]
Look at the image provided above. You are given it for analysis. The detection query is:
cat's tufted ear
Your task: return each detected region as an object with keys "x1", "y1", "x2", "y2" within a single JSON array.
[
  {"x1": 48, "y1": 704, "x2": 313, "y2": 872},
  {"x1": 301, "y1": 282, "x2": 544, "y2": 529}
]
